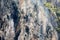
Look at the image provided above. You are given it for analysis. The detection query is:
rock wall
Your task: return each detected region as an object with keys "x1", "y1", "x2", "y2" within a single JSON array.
[{"x1": 0, "y1": 0, "x2": 58, "y2": 40}]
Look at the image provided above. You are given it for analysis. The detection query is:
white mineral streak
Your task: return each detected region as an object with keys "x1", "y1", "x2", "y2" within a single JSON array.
[
  {"x1": 5, "y1": 19, "x2": 15, "y2": 40},
  {"x1": 18, "y1": 0, "x2": 58, "y2": 40},
  {"x1": 0, "y1": 31, "x2": 4, "y2": 40}
]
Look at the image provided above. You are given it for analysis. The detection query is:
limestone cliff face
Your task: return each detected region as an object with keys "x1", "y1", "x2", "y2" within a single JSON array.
[{"x1": 0, "y1": 0, "x2": 58, "y2": 40}]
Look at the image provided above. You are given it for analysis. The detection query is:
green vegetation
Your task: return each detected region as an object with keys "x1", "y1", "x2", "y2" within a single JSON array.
[
  {"x1": 44, "y1": 2, "x2": 60, "y2": 32},
  {"x1": 44, "y1": 2, "x2": 57, "y2": 12}
]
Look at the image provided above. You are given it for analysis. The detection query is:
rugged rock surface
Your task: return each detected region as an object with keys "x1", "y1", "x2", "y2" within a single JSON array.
[{"x1": 0, "y1": 0, "x2": 58, "y2": 40}]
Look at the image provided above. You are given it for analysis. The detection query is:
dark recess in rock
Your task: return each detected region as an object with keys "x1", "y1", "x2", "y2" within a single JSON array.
[
  {"x1": 34, "y1": 4, "x2": 38, "y2": 12},
  {"x1": 10, "y1": 1, "x2": 20, "y2": 32},
  {"x1": 24, "y1": 15, "x2": 28, "y2": 22},
  {"x1": 14, "y1": 29, "x2": 21, "y2": 40},
  {"x1": 25, "y1": 26, "x2": 29, "y2": 34},
  {"x1": 0, "y1": 37, "x2": 1, "y2": 40}
]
